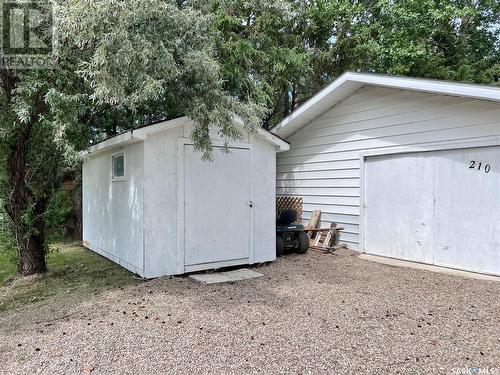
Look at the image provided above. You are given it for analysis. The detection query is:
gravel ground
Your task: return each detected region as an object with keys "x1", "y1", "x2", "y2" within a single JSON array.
[{"x1": 1, "y1": 249, "x2": 499, "y2": 375}]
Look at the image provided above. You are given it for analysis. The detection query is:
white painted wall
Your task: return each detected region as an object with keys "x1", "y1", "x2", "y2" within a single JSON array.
[
  {"x1": 363, "y1": 146, "x2": 500, "y2": 276},
  {"x1": 277, "y1": 86, "x2": 500, "y2": 248},
  {"x1": 143, "y1": 125, "x2": 184, "y2": 277},
  {"x1": 144, "y1": 122, "x2": 276, "y2": 277},
  {"x1": 83, "y1": 120, "x2": 278, "y2": 278},
  {"x1": 142, "y1": 122, "x2": 277, "y2": 277},
  {"x1": 82, "y1": 142, "x2": 145, "y2": 275},
  {"x1": 251, "y1": 135, "x2": 277, "y2": 264}
]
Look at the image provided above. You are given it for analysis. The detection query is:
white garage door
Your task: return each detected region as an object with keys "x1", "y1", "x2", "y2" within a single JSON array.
[
  {"x1": 183, "y1": 145, "x2": 252, "y2": 271},
  {"x1": 364, "y1": 146, "x2": 500, "y2": 276}
]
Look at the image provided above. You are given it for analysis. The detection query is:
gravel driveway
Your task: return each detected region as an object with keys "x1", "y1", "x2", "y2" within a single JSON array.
[{"x1": 1, "y1": 249, "x2": 499, "y2": 374}]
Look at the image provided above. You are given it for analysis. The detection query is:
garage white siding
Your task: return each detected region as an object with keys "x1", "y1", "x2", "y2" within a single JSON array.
[{"x1": 277, "y1": 86, "x2": 500, "y2": 248}]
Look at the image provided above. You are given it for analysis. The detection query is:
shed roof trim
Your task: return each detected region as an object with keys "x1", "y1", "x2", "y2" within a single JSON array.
[
  {"x1": 82, "y1": 116, "x2": 289, "y2": 157},
  {"x1": 273, "y1": 72, "x2": 500, "y2": 139}
]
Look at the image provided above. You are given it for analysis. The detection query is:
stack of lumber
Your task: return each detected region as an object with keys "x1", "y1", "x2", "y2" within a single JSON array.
[
  {"x1": 304, "y1": 209, "x2": 321, "y2": 230},
  {"x1": 305, "y1": 209, "x2": 346, "y2": 253}
]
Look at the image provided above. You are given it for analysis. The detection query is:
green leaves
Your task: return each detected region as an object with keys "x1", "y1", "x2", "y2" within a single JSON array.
[
  {"x1": 53, "y1": 0, "x2": 264, "y2": 157},
  {"x1": 366, "y1": 0, "x2": 500, "y2": 83}
]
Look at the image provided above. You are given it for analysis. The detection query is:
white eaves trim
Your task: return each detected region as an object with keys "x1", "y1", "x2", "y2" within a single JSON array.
[
  {"x1": 273, "y1": 72, "x2": 500, "y2": 139},
  {"x1": 81, "y1": 116, "x2": 289, "y2": 157},
  {"x1": 254, "y1": 126, "x2": 290, "y2": 152}
]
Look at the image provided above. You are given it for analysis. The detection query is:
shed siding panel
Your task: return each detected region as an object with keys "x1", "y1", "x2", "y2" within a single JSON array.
[
  {"x1": 143, "y1": 126, "x2": 184, "y2": 278},
  {"x1": 251, "y1": 136, "x2": 278, "y2": 263},
  {"x1": 277, "y1": 86, "x2": 500, "y2": 248},
  {"x1": 143, "y1": 124, "x2": 276, "y2": 278},
  {"x1": 82, "y1": 142, "x2": 144, "y2": 275}
]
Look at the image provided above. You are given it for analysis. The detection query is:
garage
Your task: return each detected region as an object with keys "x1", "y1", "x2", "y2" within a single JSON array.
[
  {"x1": 81, "y1": 116, "x2": 289, "y2": 278},
  {"x1": 362, "y1": 146, "x2": 500, "y2": 275},
  {"x1": 272, "y1": 72, "x2": 500, "y2": 276}
]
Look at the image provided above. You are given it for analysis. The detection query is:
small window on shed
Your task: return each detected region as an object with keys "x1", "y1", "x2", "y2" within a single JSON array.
[{"x1": 112, "y1": 153, "x2": 125, "y2": 180}]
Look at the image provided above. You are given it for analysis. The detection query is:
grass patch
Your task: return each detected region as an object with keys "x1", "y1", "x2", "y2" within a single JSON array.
[
  {"x1": 0, "y1": 250, "x2": 16, "y2": 285},
  {"x1": 0, "y1": 243, "x2": 139, "y2": 313}
]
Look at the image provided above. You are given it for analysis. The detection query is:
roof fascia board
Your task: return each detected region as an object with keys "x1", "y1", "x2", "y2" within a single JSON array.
[
  {"x1": 255, "y1": 126, "x2": 290, "y2": 152},
  {"x1": 80, "y1": 118, "x2": 189, "y2": 158},
  {"x1": 272, "y1": 76, "x2": 362, "y2": 138},
  {"x1": 80, "y1": 132, "x2": 137, "y2": 157},
  {"x1": 82, "y1": 116, "x2": 288, "y2": 157},
  {"x1": 231, "y1": 115, "x2": 289, "y2": 151},
  {"x1": 132, "y1": 116, "x2": 191, "y2": 139},
  {"x1": 274, "y1": 72, "x2": 500, "y2": 139},
  {"x1": 346, "y1": 72, "x2": 500, "y2": 102}
]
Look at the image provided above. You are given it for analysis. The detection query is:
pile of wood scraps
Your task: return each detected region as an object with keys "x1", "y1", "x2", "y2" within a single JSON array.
[
  {"x1": 308, "y1": 224, "x2": 346, "y2": 253},
  {"x1": 305, "y1": 209, "x2": 346, "y2": 253},
  {"x1": 275, "y1": 197, "x2": 346, "y2": 254}
]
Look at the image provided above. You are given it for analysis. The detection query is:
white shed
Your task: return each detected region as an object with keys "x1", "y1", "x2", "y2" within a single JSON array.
[
  {"x1": 273, "y1": 72, "x2": 500, "y2": 276},
  {"x1": 82, "y1": 116, "x2": 289, "y2": 278}
]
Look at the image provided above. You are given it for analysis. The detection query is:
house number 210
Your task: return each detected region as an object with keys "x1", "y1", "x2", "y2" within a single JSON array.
[{"x1": 469, "y1": 160, "x2": 491, "y2": 173}]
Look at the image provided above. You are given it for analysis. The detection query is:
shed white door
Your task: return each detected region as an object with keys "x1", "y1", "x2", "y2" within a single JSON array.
[
  {"x1": 364, "y1": 146, "x2": 500, "y2": 275},
  {"x1": 183, "y1": 145, "x2": 251, "y2": 269}
]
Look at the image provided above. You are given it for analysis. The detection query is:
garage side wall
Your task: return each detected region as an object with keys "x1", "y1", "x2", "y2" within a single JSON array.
[
  {"x1": 277, "y1": 86, "x2": 500, "y2": 248},
  {"x1": 82, "y1": 142, "x2": 145, "y2": 275}
]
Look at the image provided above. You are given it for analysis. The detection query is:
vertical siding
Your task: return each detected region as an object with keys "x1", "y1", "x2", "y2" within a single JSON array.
[
  {"x1": 82, "y1": 142, "x2": 145, "y2": 275},
  {"x1": 251, "y1": 135, "x2": 277, "y2": 263},
  {"x1": 277, "y1": 86, "x2": 500, "y2": 248},
  {"x1": 143, "y1": 125, "x2": 184, "y2": 278},
  {"x1": 143, "y1": 122, "x2": 277, "y2": 277}
]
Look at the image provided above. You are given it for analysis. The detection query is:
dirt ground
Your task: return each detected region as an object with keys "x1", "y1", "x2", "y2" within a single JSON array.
[{"x1": 1, "y1": 249, "x2": 499, "y2": 375}]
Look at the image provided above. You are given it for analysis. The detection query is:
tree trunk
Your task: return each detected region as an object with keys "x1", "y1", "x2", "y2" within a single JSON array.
[
  {"x1": 291, "y1": 85, "x2": 297, "y2": 111},
  {"x1": 15, "y1": 226, "x2": 47, "y2": 275},
  {"x1": 283, "y1": 89, "x2": 290, "y2": 118},
  {"x1": 5, "y1": 123, "x2": 48, "y2": 275}
]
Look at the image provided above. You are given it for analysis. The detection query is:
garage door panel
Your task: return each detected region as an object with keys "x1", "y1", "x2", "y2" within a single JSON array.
[
  {"x1": 364, "y1": 146, "x2": 500, "y2": 276},
  {"x1": 364, "y1": 154, "x2": 434, "y2": 263},
  {"x1": 433, "y1": 147, "x2": 500, "y2": 274}
]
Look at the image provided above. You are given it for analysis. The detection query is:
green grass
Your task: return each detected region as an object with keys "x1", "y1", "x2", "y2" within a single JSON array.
[
  {"x1": 0, "y1": 250, "x2": 16, "y2": 285},
  {"x1": 0, "y1": 243, "x2": 139, "y2": 313}
]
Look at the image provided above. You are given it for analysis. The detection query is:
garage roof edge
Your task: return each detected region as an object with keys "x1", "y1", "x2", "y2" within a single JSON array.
[{"x1": 272, "y1": 72, "x2": 500, "y2": 139}]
